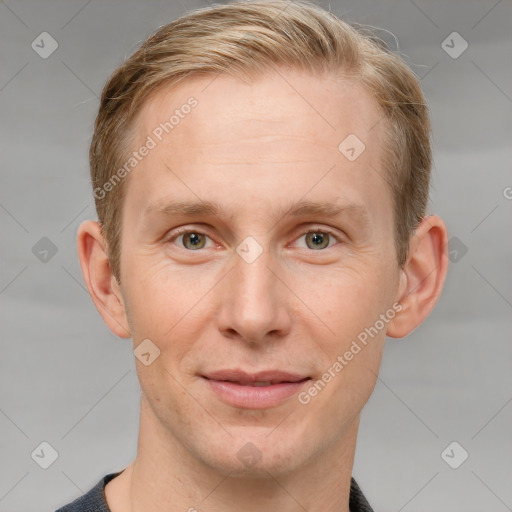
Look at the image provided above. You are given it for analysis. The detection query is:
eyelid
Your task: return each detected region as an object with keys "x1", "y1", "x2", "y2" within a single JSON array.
[{"x1": 299, "y1": 225, "x2": 342, "y2": 238}]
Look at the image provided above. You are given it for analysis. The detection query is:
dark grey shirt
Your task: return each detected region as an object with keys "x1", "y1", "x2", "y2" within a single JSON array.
[{"x1": 55, "y1": 471, "x2": 374, "y2": 512}]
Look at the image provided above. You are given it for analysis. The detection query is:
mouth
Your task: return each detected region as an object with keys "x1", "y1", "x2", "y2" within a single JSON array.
[
  {"x1": 219, "y1": 380, "x2": 309, "y2": 386},
  {"x1": 201, "y1": 369, "x2": 312, "y2": 409}
]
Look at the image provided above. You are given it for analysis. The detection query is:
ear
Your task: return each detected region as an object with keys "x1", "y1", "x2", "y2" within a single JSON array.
[
  {"x1": 77, "y1": 220, "x2": 131, "y2": 338},
  {"x1": 386, "y1": 214, "x2": 449, "y2": 338}
]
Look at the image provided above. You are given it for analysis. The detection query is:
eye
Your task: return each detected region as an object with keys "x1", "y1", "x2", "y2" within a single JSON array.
[
  {"x1": 166, "y1": 227, "x2": 342, "y2": 252},
  {"x1": 294, "y1": 229, "x2": 340, "y2": 251},
  {"x1": 167, "y1": 228, "x2": 214, "y2": 250}
]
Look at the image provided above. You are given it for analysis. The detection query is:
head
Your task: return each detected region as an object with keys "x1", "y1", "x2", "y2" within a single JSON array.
[{"x1": 78, "y1": 0, "x2": 448, "y2": 478}]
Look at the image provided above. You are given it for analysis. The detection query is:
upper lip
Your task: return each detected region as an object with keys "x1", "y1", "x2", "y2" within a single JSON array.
[{"x1": 202, "y1": 369, "x2": 310, "y2": 385}]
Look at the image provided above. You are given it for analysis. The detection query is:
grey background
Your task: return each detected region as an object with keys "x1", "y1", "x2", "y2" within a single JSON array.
[{"x1": 0, "y1": 0, "x2": 511, "y2": 511}]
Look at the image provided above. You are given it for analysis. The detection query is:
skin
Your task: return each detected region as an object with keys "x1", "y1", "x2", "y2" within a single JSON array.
[{"x1": 78, "y1": 67, "x2": 448, "y2": 512}]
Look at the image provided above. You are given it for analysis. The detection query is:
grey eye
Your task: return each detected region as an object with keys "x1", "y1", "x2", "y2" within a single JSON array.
[
  {"x1": 181, "y1": 232, "x2": 207, "y2": 250},
  {"x1": 304, "y1": 231, "x2": 331, "y2": 250}
]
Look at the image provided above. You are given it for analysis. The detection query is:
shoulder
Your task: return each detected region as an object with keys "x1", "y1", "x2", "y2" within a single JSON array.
[
  {"x1": 350, "y1": 477, "x2": 374, "y2": 512},
  {"x1": 54, "y1": 472, "x2": 122, "y2": 512}
]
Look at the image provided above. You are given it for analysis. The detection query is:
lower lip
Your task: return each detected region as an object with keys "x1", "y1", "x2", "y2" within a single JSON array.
[{"x1": 203, "y1": 378, "x2": 311, "y2": 409}]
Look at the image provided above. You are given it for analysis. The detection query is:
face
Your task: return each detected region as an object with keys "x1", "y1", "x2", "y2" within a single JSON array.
[{"x1": 117, "y1": 68, "x2": 402, "y2": 476}]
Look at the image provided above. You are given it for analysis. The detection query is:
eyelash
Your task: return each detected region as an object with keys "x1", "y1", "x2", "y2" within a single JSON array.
[{"x1": 166, "y1": 226, "x2": 342, "y2": 251}]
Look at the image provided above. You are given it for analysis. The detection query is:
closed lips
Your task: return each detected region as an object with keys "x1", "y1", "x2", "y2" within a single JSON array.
[
  {"x1": 214, "y1": 379, "x2": 311, "y2": 386},
  {"x1": 202, "y1": 370, "x2": 311, "y2": 386}
]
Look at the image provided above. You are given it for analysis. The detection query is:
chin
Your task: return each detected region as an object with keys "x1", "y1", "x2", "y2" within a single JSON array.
[{"x1": 196, "y1": 427, "x2": 314, "y2": 478}]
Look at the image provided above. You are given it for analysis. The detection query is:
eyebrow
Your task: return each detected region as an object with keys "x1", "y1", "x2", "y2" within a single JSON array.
[{"x1": 144, "y1": 198, "x2": 369, "y2": 226}]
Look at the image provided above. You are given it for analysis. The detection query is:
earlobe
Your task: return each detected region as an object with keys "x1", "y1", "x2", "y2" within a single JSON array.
[
  {"x1": 386, "y1": 215, "x2": 449, "y2": 339},
  {"x1": 77, "y1": 220, "x2": 131, "y2": 338}
]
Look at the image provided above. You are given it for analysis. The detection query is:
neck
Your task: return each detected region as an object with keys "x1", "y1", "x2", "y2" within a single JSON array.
[{"x1": 106, "y1": 394, "x2": 360, "y2": 512}]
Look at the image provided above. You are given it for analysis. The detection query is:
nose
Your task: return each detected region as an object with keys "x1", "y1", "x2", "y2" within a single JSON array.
[{"x1": 216, "y1": 244, "x2": 292, "y2": 346}]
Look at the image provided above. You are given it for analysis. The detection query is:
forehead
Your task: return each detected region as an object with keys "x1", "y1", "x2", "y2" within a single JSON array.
[
  {"x1": 125, "y1": 68, "x2": 392, "y2": 232},
  {"x1": 135, "y1": 68, "x2": 383, "y2": 156}
]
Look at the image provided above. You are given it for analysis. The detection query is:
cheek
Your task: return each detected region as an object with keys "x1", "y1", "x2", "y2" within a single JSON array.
[
  {"x1": 121, "y1": 253, "x2": 216, "y2": 353},
  {"x1": 295, "y1": 260, "x2": 396, "y2": 402},
  {"x1": 299, "y1": 272, "x2": 390, "y2": 412},
  {"x1": 297, "y1": 261, "x2": 394, "y2": 334}
]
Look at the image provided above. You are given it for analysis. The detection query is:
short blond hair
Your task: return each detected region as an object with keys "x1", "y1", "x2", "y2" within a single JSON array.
[{"x1": 90, "y1": 0, "x2": 432, "y2": 282}]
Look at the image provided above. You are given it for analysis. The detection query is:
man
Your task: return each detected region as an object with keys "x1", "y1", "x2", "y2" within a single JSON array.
[{"x1": 55, "y1": 0, "x2": 448, "y2": 510}]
